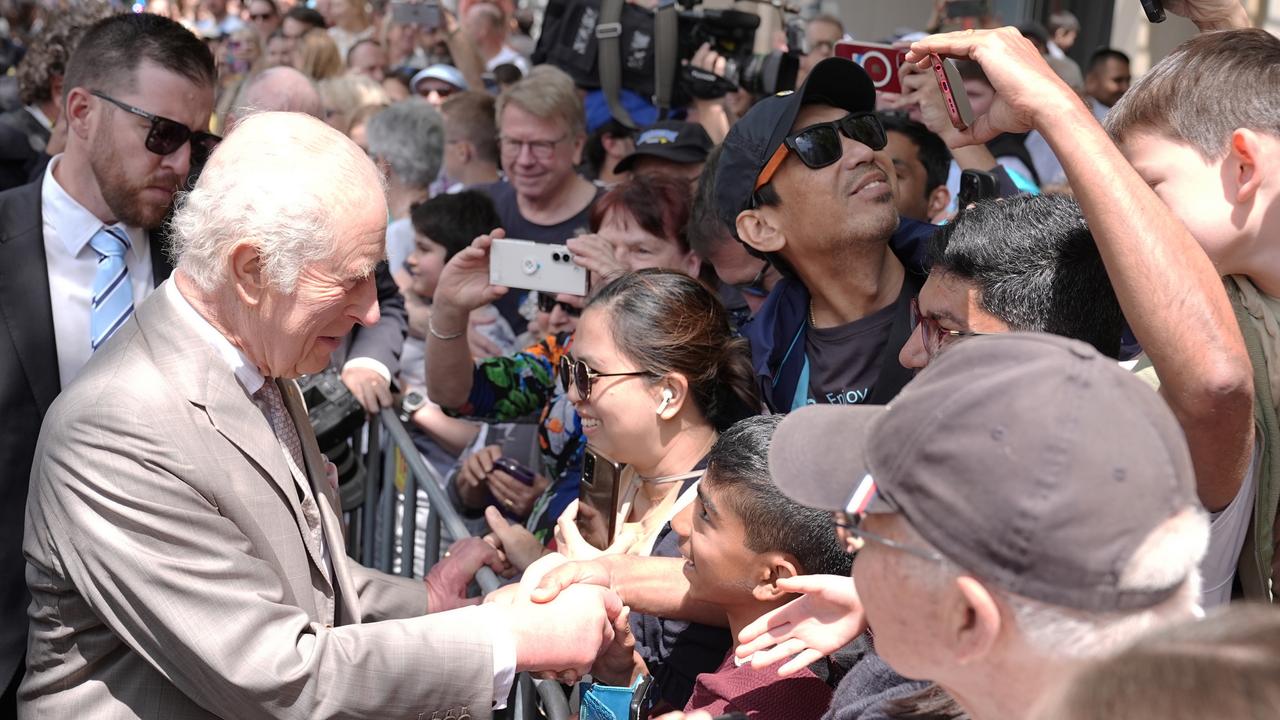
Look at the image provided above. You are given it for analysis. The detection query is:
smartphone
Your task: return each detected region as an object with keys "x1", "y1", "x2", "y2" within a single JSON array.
[
  {"x1": 489, "y1": 238, "x2": 589, "y2": 296},
  {"x1": 932, "y1": 55, "x2": 974, "y2": 130},
  {"x1": 834, "y1": 41, "x2": 908, "y2": 94},
  {"x1": 1139, "y1": 0, "x2": 1166, "y2": 23},
  {"x1": 493, "y1": 457, "x2": 536, "y2": 486},
  {"x1": 391, "y1": 1, "x2": 440, "y2": 28},
  {"x1": 579, "y1": 447, "x2": 623, "y2": 550},
  {"x1": 957, "y1": 169, "x2": 998, "y2": 209},
  {"x1": 945, "y1": 0, "x2": 989, "y2": 19}
]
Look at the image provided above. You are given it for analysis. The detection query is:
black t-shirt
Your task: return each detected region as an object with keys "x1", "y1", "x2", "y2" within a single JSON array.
[
  {"x1": 477, "y1": 179, "x2": 601, "y2": 332},
  {"x1": 805, "y1": 283, "x2": 912, "y2": 406}
]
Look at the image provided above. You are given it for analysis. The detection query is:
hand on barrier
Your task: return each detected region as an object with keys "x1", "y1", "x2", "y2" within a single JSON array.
[
  {"x1": 425, "y1": 536, "x2": 511, "y2": 613},
  {"x1": 340, "y1": 366, "x2": 393, "y2": 414},
  {"x1": 734, "y1": 574, "x2": 866, "y2": 676}
]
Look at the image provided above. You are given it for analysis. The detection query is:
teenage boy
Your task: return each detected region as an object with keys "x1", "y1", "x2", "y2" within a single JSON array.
[{"x1": 675, "y1": 415, "x2": 853, "y2": 718}]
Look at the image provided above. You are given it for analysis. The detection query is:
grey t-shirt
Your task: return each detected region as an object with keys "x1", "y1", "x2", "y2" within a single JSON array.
[{"x1": 805, "y1": 290, "x2": 908, "y2": 406}]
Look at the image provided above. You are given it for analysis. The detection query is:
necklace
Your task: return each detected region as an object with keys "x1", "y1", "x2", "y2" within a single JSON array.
[{"x1": 809, "y1": 299, "x2": 818, "y2": 327}]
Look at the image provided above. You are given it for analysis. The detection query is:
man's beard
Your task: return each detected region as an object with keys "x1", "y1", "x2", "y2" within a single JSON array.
[{"x1": 88, "y1": 123, "x2": 182, "y2": 230}]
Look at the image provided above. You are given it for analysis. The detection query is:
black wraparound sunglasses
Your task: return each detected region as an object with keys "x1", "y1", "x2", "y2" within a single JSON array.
[
  {"x1": 754, "y1": 112, "x2": 887, "y2": 191},
  {"x1": 91, "y1": 91, "x2": 221, "y2": 163}
]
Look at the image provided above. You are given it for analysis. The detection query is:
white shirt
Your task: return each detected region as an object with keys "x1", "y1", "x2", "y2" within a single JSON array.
[
  {"x1": 41, "y1": 155, "x2": 154, "y2": 388},
  {"x1": 168, "y1": 279, "x2": 514, "y2": 707}
]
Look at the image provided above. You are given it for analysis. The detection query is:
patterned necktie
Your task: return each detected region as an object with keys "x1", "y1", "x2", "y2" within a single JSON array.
[
  {"x1": 254, "y1": 380, "x2": 306, "y2": 473},
  {"x1": 89, "y1": 226, "x2": 134, "y2": 351}
]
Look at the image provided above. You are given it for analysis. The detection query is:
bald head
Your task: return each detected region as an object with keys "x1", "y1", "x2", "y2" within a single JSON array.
[{"x1": 228, "y1": 67, "x2": 324, "y2": 131}]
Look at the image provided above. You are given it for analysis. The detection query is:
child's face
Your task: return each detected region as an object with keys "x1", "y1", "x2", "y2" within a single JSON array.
[
  {"x1": 676, "y1": 477, "x2": 765, "y2": 607},
  {"x1": 405, "y1": 232, "x2": 447, "y2": 299},
  {"x1": 1120, "y1": 131, "x2": 1252, "y2": 275}
]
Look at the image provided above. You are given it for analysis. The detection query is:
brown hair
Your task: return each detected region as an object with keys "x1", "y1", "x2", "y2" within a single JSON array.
[
  {"x1": 441, "y1": 91, "x2": 500, "y2": 164},
  {"x1": 295, "y1": 29, "x2": 344, "y2": 81},
  {"x1": 585, "y1": 269, "x2": 761, "y2": 431},
  {"x1": 589, "y1": 173, "x2": 693, "y2": 254},
  {"x1": 1043, "y1": 604, "x2": 1280, "y2": 720},
  {"x1": 1105, "y1": 29, "x2": 1280, "y2": 160},
  {"x1": 17, "y1": 3, "x2": 116, "y2": 106}
]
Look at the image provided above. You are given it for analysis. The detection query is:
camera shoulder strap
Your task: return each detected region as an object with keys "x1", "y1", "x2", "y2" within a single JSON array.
[
  {"x1": 596, "y1": 0, "x2": 635, "y2": 128},
  {"x1": 653, "y1": 0, "x2": 679, "y2": 117}
]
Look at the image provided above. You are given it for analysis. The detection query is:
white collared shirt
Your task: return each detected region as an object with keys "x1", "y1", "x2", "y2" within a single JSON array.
[{"x1": 42, "y1": 155, "x2": 154, "y2": 388}]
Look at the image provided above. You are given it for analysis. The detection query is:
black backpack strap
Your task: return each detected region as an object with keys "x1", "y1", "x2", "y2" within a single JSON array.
[{"x1": 597, "y1": 0, "x2": 636, "y2": 128}]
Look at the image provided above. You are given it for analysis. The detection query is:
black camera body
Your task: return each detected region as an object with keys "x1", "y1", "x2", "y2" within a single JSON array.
[{"x1": 533, "y1": 0, "x2": 798, "y2": 118}]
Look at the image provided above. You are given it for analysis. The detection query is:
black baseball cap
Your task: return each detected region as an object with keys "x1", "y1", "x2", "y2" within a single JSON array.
[
  {"x1": 769, "y1": 333, "x2": 1203, "y2": 613},
  {"x1": 715, "y1": 57, "x2": 877, "y2": 236},
  {"x1": 614, "y1": 120, "x2": 713, "y2": 173}
]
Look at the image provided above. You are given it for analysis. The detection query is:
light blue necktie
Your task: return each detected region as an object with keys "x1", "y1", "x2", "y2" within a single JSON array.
[{"x1": 89, "y1": 226, "x2": 135, "y2": 351}]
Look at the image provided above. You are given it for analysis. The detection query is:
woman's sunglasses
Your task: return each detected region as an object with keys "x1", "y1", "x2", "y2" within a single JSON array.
[
  {"x1": 754, "y1": 112, "x2": 887, "y2": 191},
  {"x1": 558, "y1": 355, "x2": 647, "y2": 402},
  {"x1": 537, "y1": 293, "x2": 582, "y2": 317},
  {"x1": 91, "y1": 91, "x2": 222, "y2": 164}
]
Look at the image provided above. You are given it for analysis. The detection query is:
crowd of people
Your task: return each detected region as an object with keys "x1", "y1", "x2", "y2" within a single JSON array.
[{"x1": 0, "y1": 0, "x2": 1278, "y2": 719}]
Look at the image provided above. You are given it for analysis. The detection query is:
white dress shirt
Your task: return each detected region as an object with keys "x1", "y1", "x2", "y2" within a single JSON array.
[
  {"x1": 167, "y1": 279, "x2": 515, "y2": 706},
  {"x1": 41, "y1": 156, "x2": 154, "y2": 388}
]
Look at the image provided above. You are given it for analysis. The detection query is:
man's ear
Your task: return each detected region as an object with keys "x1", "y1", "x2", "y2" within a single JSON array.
[
  {"x1": 926, "y1": 186, "x2": 952, "y2": 224},
  {"x1": 752, "y1": 552, "x2": 800, "y2": 602},
  {"x1": 736, "y1": 209, "x2": 786, "y2": 256},
  {"x1": 1230, "y1": 128, "x2": 1268, "y2": 206},
  {"x1": 571, "y1": 132, "x2": 587, "y2": 166},
  {"x1": 63, "y1": 86, "x2": 96, "y2": 142},
  {"x1": 229, "y1": 241, "x2": 267, "y2": 308},
  {"x1": 682, "y1": 249, "x2": 703, "y2": 279},
  {"x1": 947, "y1": 575, "x2": 1002, "y2": 665}
]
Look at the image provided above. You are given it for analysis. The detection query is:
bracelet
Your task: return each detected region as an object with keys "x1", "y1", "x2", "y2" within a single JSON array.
[{"x1": 428, "y1": 318, "x2": 466, "y2": 341}]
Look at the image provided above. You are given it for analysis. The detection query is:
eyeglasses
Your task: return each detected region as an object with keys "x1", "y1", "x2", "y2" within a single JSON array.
[
  {"x1": 910, "y1": 297, "x2": 989, "y2": 360},
  {"x1": 754, "y1": 112, "x2": 887, "y2": 192},
  {"x1": 832, "y1": 511, "x2": 947, "y2": 564},
  {"x1": 731, "y1": 259, "x2": 771, "y2": 298},
  {"x1": 558, "y1": 355, "x2": 648, "y2": 402},
  {"x1": 499, "y1": 134, "x2": 568, "y2": 161},
  {"x1": 537, "y1": 293, "x2": 582, "y2": 317},
  {"x1": 91, "y1": 91, "x2": 221, "y2": 163}
]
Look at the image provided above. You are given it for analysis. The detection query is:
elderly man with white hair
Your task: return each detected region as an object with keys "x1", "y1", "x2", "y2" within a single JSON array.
[{"x1": 21, "y1": 111, "x2": 621, "y2": 719}]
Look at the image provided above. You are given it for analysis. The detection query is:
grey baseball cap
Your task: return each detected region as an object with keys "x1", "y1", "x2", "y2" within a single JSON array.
[{"x1": 769, "y1": 332, "x2": 1201, "y2": 613}]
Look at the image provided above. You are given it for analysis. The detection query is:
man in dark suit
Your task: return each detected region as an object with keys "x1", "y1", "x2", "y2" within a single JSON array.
[{"x1": 0, "y1": 15, "x2": 219, "y2": 711}]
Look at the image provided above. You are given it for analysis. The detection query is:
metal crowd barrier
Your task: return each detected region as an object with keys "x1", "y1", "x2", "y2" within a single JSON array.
[{"x1": 350, "y1": 409, "x2": 570, "y2": 720}]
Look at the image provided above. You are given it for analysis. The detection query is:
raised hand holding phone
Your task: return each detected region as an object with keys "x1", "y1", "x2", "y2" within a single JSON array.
[{"x1": 905, "y1": 27, "x2": 1079, "y2": 146}]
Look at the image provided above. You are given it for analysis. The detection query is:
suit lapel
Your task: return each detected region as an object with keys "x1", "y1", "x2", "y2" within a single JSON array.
[
  {"x1": 0, "y1": 182, "x2": 59, "y2": 412},
  {"x1": 280, "y1": 379, "x2": 362, "y2": 623},
  {"x1": 136, "y1": 287, "x2": 333, "y2": 589}
]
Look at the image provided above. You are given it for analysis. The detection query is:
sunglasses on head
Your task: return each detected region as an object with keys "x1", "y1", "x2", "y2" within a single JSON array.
[
  {"x1": 91, "y1": 91, "x2": 221, "y2": 164},
  {"x1": 754, "y1": 112, "x2": 887, "y2": 192},
  {"x1": 537, "y1": 293, "x2": 582, "y2": 317}
]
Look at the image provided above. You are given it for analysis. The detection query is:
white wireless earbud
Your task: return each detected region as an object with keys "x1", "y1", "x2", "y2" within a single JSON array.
[{"x1": 656, "y1": 388, "x2": 675, "y2": 415}]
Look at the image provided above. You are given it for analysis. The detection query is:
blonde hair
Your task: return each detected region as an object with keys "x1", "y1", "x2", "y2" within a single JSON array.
[
  {"x1": 317, "y1": 74, "x2": 389, "y2": 133},
  {"x1": 495, "y1": 64, "x2": 585, "y2": 137},
  {"x1": 295, "y1": 29, "x2": 344, "y2": 81}
]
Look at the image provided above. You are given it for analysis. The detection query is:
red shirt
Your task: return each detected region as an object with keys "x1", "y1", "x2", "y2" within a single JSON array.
[{"x1": 683, "y1": 651, "x2": 834, "y2": 719}]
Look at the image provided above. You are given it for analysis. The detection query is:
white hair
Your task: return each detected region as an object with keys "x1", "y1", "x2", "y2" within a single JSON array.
[
  {"x1": 901, "y1": 507, "x2": 1209, "y2": 661},
  {"x1": 1006, "y1": 508, "x2": 1209, "y2": 660},
  {"x1": 170, "y1": 112, "x2": 386, "y2": 294},
  {"x1": 365, "y1": 99, "x2": 444, "y2": 189}
]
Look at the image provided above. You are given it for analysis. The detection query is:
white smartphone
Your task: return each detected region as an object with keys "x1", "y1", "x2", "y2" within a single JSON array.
[{"x1": 488, "y1": 238, "x2": 589, "y2": 296}]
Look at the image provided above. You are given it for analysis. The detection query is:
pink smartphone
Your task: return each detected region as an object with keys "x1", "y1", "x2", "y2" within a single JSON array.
[
  {"x1": 931, "y1": 54, "x2": 975, "y2": 130},
  {"x1": 834, "y1": 40, "x2": 909, "y2": 94}
]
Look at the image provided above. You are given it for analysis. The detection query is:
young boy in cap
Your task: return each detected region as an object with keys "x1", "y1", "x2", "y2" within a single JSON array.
[{"x1": 769, "y1": 333, "x2": 1210, "y2": 720}]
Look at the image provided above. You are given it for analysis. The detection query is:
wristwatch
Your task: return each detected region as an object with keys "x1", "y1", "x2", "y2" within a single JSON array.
[{"x1": 399, "y1": 390, "x2": 428, "y2": 423}]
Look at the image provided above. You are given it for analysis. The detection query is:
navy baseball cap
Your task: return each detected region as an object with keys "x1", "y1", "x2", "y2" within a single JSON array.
[
  {"x1": 715, "y1": 57, "x2": 877, "y2": 236},
  {"x1": 615, "y1": 120, "x2": 713, "y2": 173}
]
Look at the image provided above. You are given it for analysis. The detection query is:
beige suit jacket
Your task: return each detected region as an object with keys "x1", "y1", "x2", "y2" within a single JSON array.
[{"x1": 21, "y1": 282, "x2": 496, "y2": 719}]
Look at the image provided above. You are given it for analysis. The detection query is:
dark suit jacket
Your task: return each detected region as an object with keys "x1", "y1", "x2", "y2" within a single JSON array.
[
  {"x1": 0, "y1": 109, "x2": 50, "y2": 193},
  {"x1": 0, "y1": 179, "x2": 172, "y2": 686}
]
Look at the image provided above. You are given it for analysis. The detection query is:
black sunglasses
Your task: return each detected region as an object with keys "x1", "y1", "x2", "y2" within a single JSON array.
[
  {"x1": 754, "y1": 112, "x2": 887, "y2": 191},
  {"x1": 537, "y1": 293, "x2": 582, "y2": 317},
  {"x1": 558, "y1": 355, "x2": 648, "y2": 402},
  {"x1": 91, "y1": 91, "x2": 221, "y2": 163}
]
